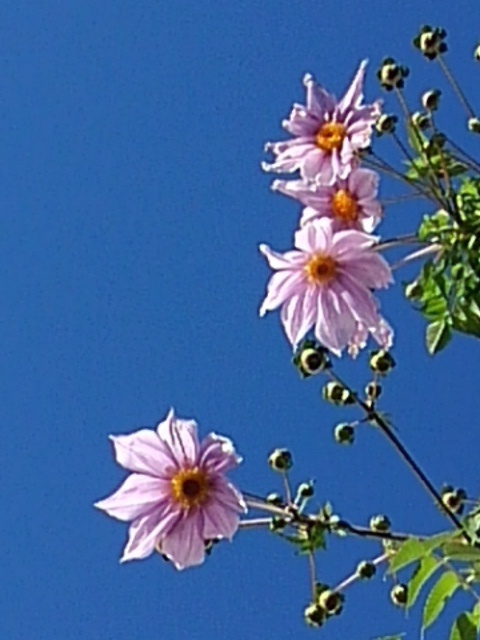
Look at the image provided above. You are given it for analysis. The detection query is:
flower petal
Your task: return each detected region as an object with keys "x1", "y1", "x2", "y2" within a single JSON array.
[
  {"x1": 157, "y1": 409, "x2": 200, "y2": 467},
  {"x1": 202, "y1": 501, "x2": 240, "y2": 541},
  {"x1": 109, "y1": 429, "x2": 177, "y2": 477},
  {"x1": 198, "y1": 433, "x2": 242, "y2": 474},
  {"x1": 95, "y1": 473, "x2": 171, "y2": 522},
  {"x1": 337, "y1": 60, "x2": 368, "y2": 115},
  {"x1": 161, "y1": 513, "x2": 206, "y2": 570},
  {"x1": 259, "y1": 269, "x2": 306, "y2": 316},
  {"x1": 259, "y1": 244, "x2": 306, "y2": 270},
  {"x1": 280, "y1": 288, "x2": 316, "y2": 346},
  {"x1": 120, "y1": 505, "x2": 181, "y2": 563}
]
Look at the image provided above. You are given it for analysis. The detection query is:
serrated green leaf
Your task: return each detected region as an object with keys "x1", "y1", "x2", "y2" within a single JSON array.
[
  {"x1": 426, "y1": 320, "x2": 452, "y2": 354},
  {"x1": 450, "y1": 612, "x2": 478, "y2": 640},
  {"x1": 407, "y1": 555, "x2": 441, "y2": 608},
  {"x1": 422, "y1": 571, "x2": 460, "y2": 635},
  {"x1": 388, "y1": 538, "x2": 429, "y2": 574}
]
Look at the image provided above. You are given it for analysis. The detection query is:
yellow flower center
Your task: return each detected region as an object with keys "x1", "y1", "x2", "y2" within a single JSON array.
[
  {"x1": 315, "y1": 122, "x2": 346, "y2": 153},
  {"x1": 305, "y1": 254, "x2": 337, "y2": 285},
  {"x1": 331, "y1": 189, "x2": 359, "y2": 223},
  {"x1": 170, "y1": 468, "x2": 210, "y2": 509}
]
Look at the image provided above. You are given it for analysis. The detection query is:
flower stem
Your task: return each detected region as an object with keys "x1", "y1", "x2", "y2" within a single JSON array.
[
  {"x1": 438, "y1": 57, "x2": 476, "y2": 119},
  {"x1": 333, "y1": 552, "x2": 390, "y2": 593}
]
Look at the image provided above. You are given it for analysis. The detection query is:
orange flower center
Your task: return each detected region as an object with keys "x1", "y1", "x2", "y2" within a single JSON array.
[
  {"x1": 305, "y1": 254, "x2": 337, "y2": 285},
  {"x1": 315, "y1": 122, "x2": 346, "y2": 153},
  {"x1": 170, "y1": 468, "x2": 210, "y2": 509},
  {"x1": 331, "y1": 189, "x2": 359, "y2": 223}
]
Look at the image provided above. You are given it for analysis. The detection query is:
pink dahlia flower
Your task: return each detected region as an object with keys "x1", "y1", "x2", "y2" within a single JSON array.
[
  {"x1": 259, "y1": 218, "x2": 393, "y2": 355},
  {"x1": 262, "y1": 60, "x2": 381, "y2": 185},
  {"x1": 95, "y1": 408, "x2": 246, "y2": 570},
  {"x1": 272, "y1": 167, "x2": 382, "y2": 233}
]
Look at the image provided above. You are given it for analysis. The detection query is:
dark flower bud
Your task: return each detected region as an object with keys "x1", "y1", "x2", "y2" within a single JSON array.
[
  {"x1": 390, "y1": 583, "x2": 408, "y2": 606},
  {"x1": 375, "y1": 113, "x2": 398, "y2": 135},
  {"x1": 304, "y1": 603, "x2": 326, "y2": 628},
  {"x1": 413, "y1": 26, "x2": 447, "y2": 60},
  {"x1": 293, "y1": 340, "x2": 331, "y2": 377},
  {"x1": 370, "y1": 514, "x2": 391, "y2": 532},
  {"x1": 334, "y1": 423, "x2": 355, "y2": 445},
  {"x1": 468, "y1": 117, "x2": 480, "y2": 134},
  {"x1": 266, "y1": 492, "x2": 283, "y2": 506},
  {"x1": 322, "y1": 381, "x2": 355, "y2": 406},
  {"x1": 377, "y1": 58, "x2": 409, "y2": 91},
  {"x1": 405, "y1": 279, "x2": 423, "y2": 300},
  {"x1": 369, "y1": 350, "x2": 396, "y2": 375},
  {"x1": 429, "y1": 132, "x2": 446, "y2": 148},
  {"x1": 318, "y1": 589, "x2": 344, "y2": 616},
  {"x1": 268, "y1": 448, "x2": 293, "y2": 472},
  {"x1": 269, "y1": 516, "x2": 287, "y2": 532},
  {"x1": 365, "y1": 381, "x2": 382, "y2": 401},
  {"x1": 297, "y1": 482, "x2": 315, "y2": 499},
  {"x1": 411, "y1": 111, "x2": 431, "y2": 131},
  {"x1": 421, "y1": 89, "x2": 441, "y2": 111},
  {"x1": 357, "y1": 560, "x2": 377, "y2": 579},
  {"x1": 441, "y1": 487, "x2": 466, "y2": 514},
  {"x1": 475, "y1": 43, "x2": 480, "y2": 62}
]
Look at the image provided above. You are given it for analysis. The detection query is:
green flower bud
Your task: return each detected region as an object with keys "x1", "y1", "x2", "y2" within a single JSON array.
[
  {"x1": 269, "y1": 516, "x2": 287, "y2": 532},
  {"x1": 293, "y1": 340, "x2": 331, "y2": 377},
  {"x1": 357, "y1": 560, "x2": 377, "y2": 579},
  {"x1": 475, "y1": 43, "x2": 480, "y2": 62},
  {"x1": 297, "y1": 482, "x2": 315, "y2": 499},
  {"x1": 304, "y1": 603, "x2": 326, "y2": 628},
  {"x1": 390, "y1": 583, "x2": 408, "y2": 607},
  {"x1": 318, "y1": 589, "x2": 344, "y2": 616},
  {"x1": 377, "y1": 58, "x2": 409, "y2": 91},
  {"x1": 369, "y1": 349, "x2": 396, "y2": 376},
  {"x1": 370, "y1": 514, "x2": 391, "y2": 532},
  {"x1": 429, "y1": 132, "x2": 447, "y2": 148},
  {"x1": 268, "y1": 448, "x2": 293, "y2": 472},
  {"x1": 421, "y1": 89, "x2": 441, "y2": 111},
  {"x1": 468, "y1": 117, "x2": 480, "y2": 134},
  {"x1": 365, "y1": 381, "x2": 382, "y2": 401},
  {"x1": 375, "y1": 113, "x2": 398, "y2": 135},
  {"x1": 411, "y1": 111, "x2": 431, "y2": 131},
  {"x1": 322, "y1": 381, "x2": 355, "y2": 406},
  {"x1": 334, "y1": 423, "x2": 355, "y2": 445},
  {"x1": 413, "y1": 26, "x2": 447, "y2": 60},
  {"x1": 265, "y1": 492, "x2": 283, "y2": 506}
]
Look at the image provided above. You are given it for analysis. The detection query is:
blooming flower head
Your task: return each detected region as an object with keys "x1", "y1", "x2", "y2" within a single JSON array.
[
  {"x1": 272, "y1": 167, "x2": 382, "y2": 233},
  {"x1": 262, "y1": 60, "x2": 381, "y2": 185},
  {"x1": 259, "y1": 218, "x2": 393, "y2": 355},
  {"x1": 95, "y1": 409, "x2": 246, "y2": 570}
]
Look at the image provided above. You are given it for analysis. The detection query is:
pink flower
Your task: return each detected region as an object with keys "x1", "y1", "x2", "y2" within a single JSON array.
[
  {"x1": 262, "y1": 60, "x2": 381, "y2": 185},
  {"x1": 272, "y1": 167, "x2": 382, "y2": 233},
  {"x1": 95, "y1": 409, "x2": 246, "y2": 570},
  {"x1": 259, "y1": 218, "x2": 393, "y2": 355}
]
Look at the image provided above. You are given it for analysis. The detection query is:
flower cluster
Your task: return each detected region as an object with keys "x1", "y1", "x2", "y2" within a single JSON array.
[{"x1": 260, "y1": 62, "x2": 394, "y2": 356}]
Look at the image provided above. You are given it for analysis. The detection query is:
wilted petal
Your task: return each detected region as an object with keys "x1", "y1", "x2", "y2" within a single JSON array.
[
  {"x1": 161, "y1": 513, "x2": 206, "y2": 570},
  {"x1": 95, "y1": 473, "x2": 171, "y2": 522}
]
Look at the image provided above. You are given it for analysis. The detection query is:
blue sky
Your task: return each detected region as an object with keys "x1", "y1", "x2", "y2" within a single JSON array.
[{"x1": 1, "y1": 2, "x2": 479, "y2": 638}]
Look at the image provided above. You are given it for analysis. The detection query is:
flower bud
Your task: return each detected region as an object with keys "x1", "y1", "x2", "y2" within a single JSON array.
[
  {"x1": 357, "y1": 560, "x2": 377, "y2": 579},
  {"x1": 421, "y1": 89, "x2": 441, "y2": 111},
  {"x1": 413, "y1": 26, "x2": 447, "y2": 60},
  {"x1": 429, "y1": 132, "x2": 447, "y2": 148},
  {"x1": 369, "y1": 349, "x2": 396, "y2": 376},
  {"x1": 304, "y1": 603, "x2": 325, "y2": 628},
  {"x1": 268, "y1": 448, "x2": 293, "y2": 472},
  {"x1": 405, "y1": 280, "x2": 422, "y2": 299},
  {"x1": 318, "y1": 589, "x2": 344, "y2": 616},
  {"x1": 411, "y1": 111, "x2": 431, "y2": 131},
  {"x1": 441, "y1": 487, "x2": 466, "y2": 514},
  {"x1": 468, "y1": 117, "x2": 480, "y2": 134},
  {"x1": 375, "y1": 113, "x2": 398, "y2": 135},
  {"x1": 377, "y1": 58, "x2": 409, "y2": 91},
  {"x1": 266, "y1": 492, "x2": 283, "y2": 506},
  {"x1": 297, "y1": 482, "x2": 314, "y2": 499},
  {"x1": 365, "y1": 381, "x2": 382, "y2": 401},
  {"x1": 334, "y1": 423, "x2": 355, "y2": 445},
  {"x1": 269, "y1": 516, "x2": 287, "y2": 532},
  {"x1": 390, "y1": 583, "x2": 408, "y2": 607},
  {"x1": 475, "y1": 43, "x2": 480, "y2": 62},
  {"x1": 293, "y1": 340, "x2": 331, "y2": 377},
  {"x1": 322, "y1": 381, "x2": 355, "y2": 406},
  {"x1": 370, "y1": 514, "x2": 391, "y2": 532}
]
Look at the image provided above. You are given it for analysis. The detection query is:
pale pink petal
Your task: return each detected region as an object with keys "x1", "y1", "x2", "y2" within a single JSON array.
[
  {"x1": 301, "y1": 150, "x2": 326, "y2": 180},
  {"x1": 95, "y1": 473, "x2": 171, "y2": 522},
  {"x1": 202, "y1": 502, "x2": 240, "y2": 541},
  {"x1": 109, "y1": 430, "x2": 177, "y2": 477},
  {"x1": 280, "y1": 289, "x2": 316, "y2": 346},
  {"x1": 212, "y1": 476, "x2": 247, "y2": 513},
  {"x1": 161, "y1": 513, "x2": 206, "y2": 570},
  {"x1": 330, "y1": 229, "x2": 377, "y2": 258},
  {"x1": 199, "y1": 433, "x2": 242, "y2": 474},
  {"x1": 120, "y1": 506, "x2": 181, "y2": 563},
  {"x1": 341, "y1": 253, "x2": 393, "y2": 289},
  {"x1": 295, "y1": 218, "x2": 330, "y2": 254},
  {"x1": 303, "y1": 73, "x2": 336, "y2": 117},
  {"x1": 157, "y1": 409, "x2": 200, "y2": 467},
  {"x1": 259, "y1": 269, "x2": 306, "y2": 316},
  {"x1": 348, "y1": 167, "x2": 378, "y2": 200},
  {"x1": 258, "y1": 244, "x2": 306, "y2": 270},
  {"x1": 337, "y1": 60, "x2": 368, "y2": 115},
  {"x1": 334, "y1": 275, "x2": 379, "y2": 326}
]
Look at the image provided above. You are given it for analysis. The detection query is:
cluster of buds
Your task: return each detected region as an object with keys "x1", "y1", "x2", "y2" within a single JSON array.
[
  {"x1": 304, "y1": 584, "x2": 345, "y2": 628},
  {"x1": 377, "y1": 58, "x2": 409, "y2": 91},
  {"x1": 413, "y1": 25, "x2": 447, "y2": 60}
]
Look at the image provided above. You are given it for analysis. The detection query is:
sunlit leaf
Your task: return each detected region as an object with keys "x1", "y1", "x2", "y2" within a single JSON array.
[
  {"x1": 449, "y1": 612, "x2": 478, "y2": 640},
  {"x1": 388, "y1": 538, "x2": 429, "y2": 574},
  {"x1": 407, "y1": 555, "x2": 441, "y2": 608},
  {"x1": 426, "y1": 320, "x2": 452, "y2": 354},
  {"x1": 422, "y1": 571, "x2": 460, "y2": 635}
]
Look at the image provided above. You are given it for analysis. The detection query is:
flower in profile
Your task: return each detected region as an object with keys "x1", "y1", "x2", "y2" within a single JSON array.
[
  {"x1": 95, "y1": 409, "x2": 246, "y2": 570},
  {"x1": 262, "y1": 60, "x2": 381, "y2": 185},
  {"x1": 272, "y1": 167, "x2": 382, "y2": 233},
  {"x1": 259, "y1": 218, "x2": 393, "y2": 355}
]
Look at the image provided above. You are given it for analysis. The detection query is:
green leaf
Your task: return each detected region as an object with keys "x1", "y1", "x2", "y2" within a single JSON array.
[
  {"x1": 407, "y1": 556, "x2": 441, "y2": 608},
  {"x1": 406, "y1": 119, "x2": 426, "y2": 155},
  {"x1": 450, "y1": 613, "x2": 478, "y2": 640},
  {"x1": 422, "y1": 571, "x2": 460, "y2": 634},
  {"x1": 443, "y1": 542, "x2": 480, "y2": 562},
  {"x1": 426, "y1": 320, "x2": 452, "y2": 354},
  {"x1": 422, "y1": 531, "x2": 455, "y2": 553},
  {"x1": 388, "y1": 538, "x2": 429, "y2": 574}
]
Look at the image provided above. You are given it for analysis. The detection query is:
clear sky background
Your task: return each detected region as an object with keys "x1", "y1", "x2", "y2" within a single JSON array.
[{"x1": 1, "y1": 2, "x2": 479, "y2": 639}]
